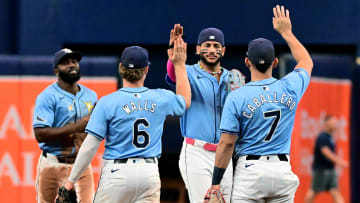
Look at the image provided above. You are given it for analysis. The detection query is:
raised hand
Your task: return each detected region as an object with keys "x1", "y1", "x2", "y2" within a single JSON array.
[
  {"x1": 169, "y1": 24, "x2": 184, "y2": 47},
  {"x1": 168, "y1": 37, "x2": 187, "y2": 67},
  {"x1": 273, "y1": 5, "x2": 292, "y2": 35}
]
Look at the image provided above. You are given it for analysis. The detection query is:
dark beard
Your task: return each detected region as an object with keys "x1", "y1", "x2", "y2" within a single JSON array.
[
  {"x1": 199, "y1": 54, "x2": 222, "y2": 67},
  {"x1": 58, "y1": 69, "x2": 81, "y2": 84}
]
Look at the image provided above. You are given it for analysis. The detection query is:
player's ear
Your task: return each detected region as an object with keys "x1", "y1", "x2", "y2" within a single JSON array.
[
  {"x1": 272, "y1": 58, "x2": 279, "y2": 69},
  {"x1": 118, "y1": 63, "x2": 122, "y2": 73},
  {"x1": 196, "y1": 45, "x2": 200, "y2": 55},
  {"x1": 54, "y1": 67, "x2": 58, "y2": 76},
  {"x1": 221, "y1": 46, "x2": 226, "y2": 57},
  {"x1": 245, "y1": 57, "x2": 251, "y2": 68},
  {"x1": 145, "y1": 66, "x2": 149, "y2": 74}
]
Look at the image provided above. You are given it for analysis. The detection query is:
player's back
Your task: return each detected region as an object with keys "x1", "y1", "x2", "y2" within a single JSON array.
[
  {"x1": 228, "y1": 68, "x2": 309, "y2": 157},
  {"x1": 86, "y1": 87, "x2": 186, "y2": 160}
]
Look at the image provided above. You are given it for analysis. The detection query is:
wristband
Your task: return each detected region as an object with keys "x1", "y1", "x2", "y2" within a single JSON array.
[{"x1": 212, "y1": 167, "x2": 226, "y2": 185}]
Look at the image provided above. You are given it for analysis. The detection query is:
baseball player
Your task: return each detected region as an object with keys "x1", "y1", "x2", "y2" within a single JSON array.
[
  {"x1": 33, "y1": 48, "x2": 96, "y2": 203},
  {"x1": 166, "y1": 24, "x2": 245, "y2": 202},
  {"x1": 62, "y1": 41, "x2": 191, "y2": 202},
  {"x1": 208, "y1": 5, "x2": 314, "y2": 202}
]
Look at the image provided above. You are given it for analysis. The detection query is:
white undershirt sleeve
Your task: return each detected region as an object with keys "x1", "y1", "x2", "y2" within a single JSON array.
[{"x1": 68, "y1": 134, "x2": 102, "y2": 183}]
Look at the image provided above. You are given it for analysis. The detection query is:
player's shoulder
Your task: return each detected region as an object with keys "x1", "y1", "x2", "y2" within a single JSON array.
[
  {"x1": 36, "y1": 83, "x2": 59, "y2": 99},
  {"x1": 227, "y1": 87, "x2": 247, "y2": 101},
  {"x1": 150, "y1": 88, "x2": 175, "y2": 96},
  {"x1": 185, "y1": 63, "x2": 200, "y2": 74},
  {"x1": 281, "y1": 68, "x2": 310, "y2": 81},
  {"x1": 78, "y1": 84, "x2": 97, "y2": 96}
]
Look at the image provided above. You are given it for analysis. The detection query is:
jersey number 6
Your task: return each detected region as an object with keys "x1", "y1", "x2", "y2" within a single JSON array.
[
  {"x1": 132, "y1": 118, "x2": 150, "y2": 148},
  {"x1": 263, "y1": 110, "x2": 281, "y2": 142}
]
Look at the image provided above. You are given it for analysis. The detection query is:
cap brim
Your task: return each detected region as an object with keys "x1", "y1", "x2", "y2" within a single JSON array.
[{"x1": 57, "y1": 52, "x2": 82, "y2": 66}]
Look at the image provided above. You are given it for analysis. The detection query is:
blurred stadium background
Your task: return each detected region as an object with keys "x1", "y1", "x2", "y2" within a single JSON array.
[{"x1": 0, "y1": 0, "x2": 359, "y2": 202}]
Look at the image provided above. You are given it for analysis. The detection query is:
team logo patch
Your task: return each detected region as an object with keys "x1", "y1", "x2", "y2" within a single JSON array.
[
  {"x1": 36, "y1": 115, "x2": 47, "y2": 122},
  {"x1": 262, "y1": 86, "x2": 270, "y2": 91},
  {"x1": 209, "y1": 35, "x2": 215, "y2": 40},
  {"x1": 83, "y1": 101, "x2": 94, "y2": 114},
  {"x1": 134, "y1": 93, "x2": 141, "y2": 98}
]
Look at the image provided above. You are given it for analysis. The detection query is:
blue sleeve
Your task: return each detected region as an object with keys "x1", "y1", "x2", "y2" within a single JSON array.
[
  {"x1": 220, "y1": 93, "x2": 241, "y2": 135},
  {"x1": 33, "y1": 93, "x2": 55, "y2": 128},
  {"x1": 162, "y1": 89, "x2": 186, "y2": 116},
  {"x1": 281, "y1": 68, "x2": 310, "y2": 100},
  {"x1": 165, "y1": 74, "x2": 176, "y2": 90},
  {"x1": 85, "y1": 98, "x2": 108, "y2": 140}
]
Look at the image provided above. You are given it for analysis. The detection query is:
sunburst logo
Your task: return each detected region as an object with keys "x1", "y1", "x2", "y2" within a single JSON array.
[{"x1": 83, "y1": 101, "x2": 94, "y2": 114}]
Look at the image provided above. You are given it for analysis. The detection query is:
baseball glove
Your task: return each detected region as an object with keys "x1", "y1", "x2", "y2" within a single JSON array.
[
  {"x1": 55, "y1": 186, "x2": 77, "y2": 203},
  {"x1": 203, "y1": 188, "x2": 225, "y2": 203},
  {"x1": 227, "y1": 69, "x2": 246, "y2": 92}
]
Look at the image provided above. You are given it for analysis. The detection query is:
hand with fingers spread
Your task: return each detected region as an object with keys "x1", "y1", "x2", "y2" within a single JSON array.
[
  {"x1": 168, "y1": 38, "x2": 187, "y2": 67},
  {"x1": 273, "y1": 5, "x2": 292, "y2": 35}
]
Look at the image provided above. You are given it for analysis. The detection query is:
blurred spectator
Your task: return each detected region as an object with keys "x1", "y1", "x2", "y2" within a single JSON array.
[{"x1": 305, "y1": 115, "x2": 348, "y2": 203}]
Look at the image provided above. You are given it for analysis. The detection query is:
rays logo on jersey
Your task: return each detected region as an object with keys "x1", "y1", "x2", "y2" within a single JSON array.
[
  {"x1": 227, "y1": 69, "x2": 246, "y2": 92},
  {"x1": 83, "y1": 101, "x2": 94, "y2": 114}
]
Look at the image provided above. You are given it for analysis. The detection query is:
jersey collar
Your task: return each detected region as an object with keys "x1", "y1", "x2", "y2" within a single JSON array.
[
  {"x1": 53, "y1": 82, "x2": 85, "y2": 99},
  {"x1": 246, "y1": 77, "x2": 277, "y2": 86},
  {"x1": 119, "y1": 87, "x2": 148, "y2": 93}
]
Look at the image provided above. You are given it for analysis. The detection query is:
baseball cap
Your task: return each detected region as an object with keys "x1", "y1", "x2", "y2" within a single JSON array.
[
  {"x1": 197, "y1": 28, "x2": 225, "y2": 46},
  {"x1": 120, "y1": 46, "x2": 151, "y2": 69},
  {"x1": 247, "y1": 38, "x2": 275, "y2": 66},
  {"x1": 53, "y1": 48, "x2": 82, "y2": 68}
]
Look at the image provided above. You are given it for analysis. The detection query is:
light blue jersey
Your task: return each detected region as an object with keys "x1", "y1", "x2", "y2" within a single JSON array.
[
  {"x1": 166, "y1": 63, "x2": 232, "y2": 143},
  {"x1": 220, "y1": 68, "x2": 310, "y2": 157},
  {"x1": 85, "y1": 87, "x2": 186, "y2": 160},
  {"x1": 33, "y1": 82, "x2": 97, "y2": 156}
]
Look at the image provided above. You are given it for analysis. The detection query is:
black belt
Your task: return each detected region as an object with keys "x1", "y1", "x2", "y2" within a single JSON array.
[
  {"x1": 246, "y1": 154, "x2": 288, "y2": 162},
  {"x1": 42, "y1": 151, "x2": 75, "y2": 164},
  {"x1": 114, "y1": 157, "x2": 156, "y2": 164}
]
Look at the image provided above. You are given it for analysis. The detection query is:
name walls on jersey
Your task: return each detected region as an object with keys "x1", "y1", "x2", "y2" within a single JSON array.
[
  {"x1": 243, "y1": 92, "x2": 296, "y2": 118},
  {"x1": 122, "y1": 100, "x2": 156, "y2": 114}
]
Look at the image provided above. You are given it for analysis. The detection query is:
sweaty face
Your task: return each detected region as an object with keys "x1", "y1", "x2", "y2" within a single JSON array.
[
  {"x1": 198, "y1": 42, "x2": 224, "y2": 66},
  {"x1": 56, "y1": 58, "x2": 81, "y2": 84}
]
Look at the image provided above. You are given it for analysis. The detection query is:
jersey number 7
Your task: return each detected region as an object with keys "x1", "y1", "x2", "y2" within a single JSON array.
[{"x1": 263, "y1": 110, "x2": 281, "y2": 142}]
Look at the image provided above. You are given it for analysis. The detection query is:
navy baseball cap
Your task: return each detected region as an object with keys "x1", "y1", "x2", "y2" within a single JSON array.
[
  {"x1": 120, "y1": 46, "x2": 151, "y2": 69},
  {"x1": 53, "y1": 48, "x2": 82, "y2": 68},
  {"x1": 197, "y1": 28, "x2": 225, "y2": 46},
  {"x1": 247, "y1": 38, "x2": 275, "y2": 66}
]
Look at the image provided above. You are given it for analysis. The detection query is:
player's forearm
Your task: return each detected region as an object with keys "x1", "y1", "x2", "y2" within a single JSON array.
[
  {"x1": 211, "y1": 133, "x2": 236, "y2": 186},
  {"x1": 34, "y1": 124, "x2": 76, "y2": 142},
  {"x1": 68, "y1": 134, "x2": 101, "y2": 183},
  {"x1": 214, "y1": 134, "x2": 236, "y2": 168},
  {"x1": 167, "y1": 59, "x2": 176, "y2": 82},
  {"x1": 281, "y1": 31, "x2": 313, "y2": 75},
  {"x1": 174, "y1": 64, "x2": 191, "y2": 109}
]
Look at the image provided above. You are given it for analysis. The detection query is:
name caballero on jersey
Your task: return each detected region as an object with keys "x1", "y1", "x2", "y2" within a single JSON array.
[
  {"x1": 122, "y1": 100, "x2": 157, "y2": 114},
  {"x1": 243, "y1": 92, "x2": 296, "y2": 118}
]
